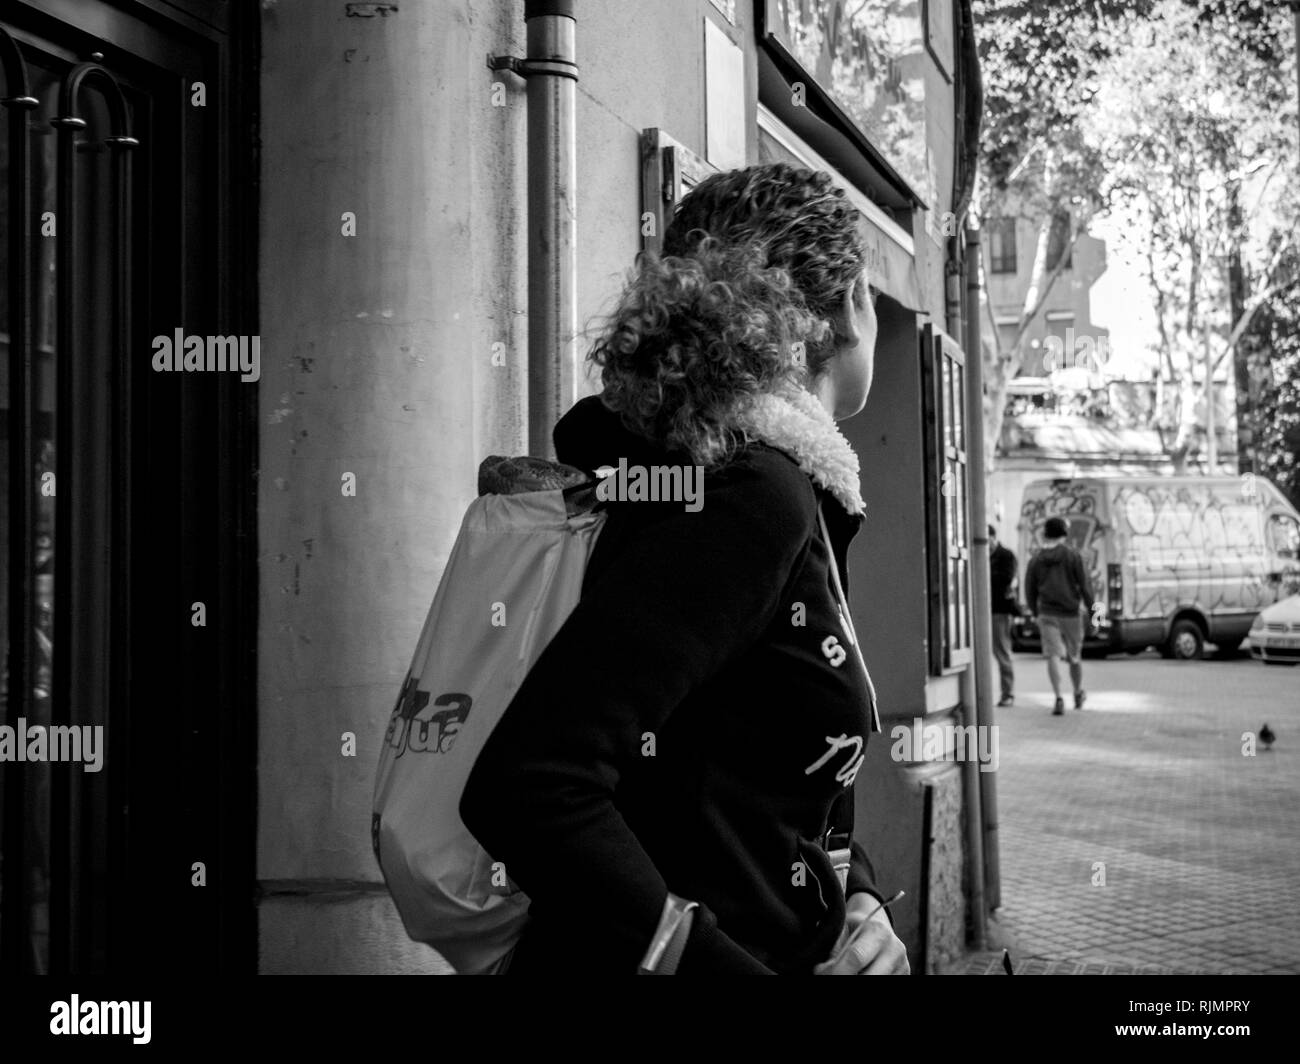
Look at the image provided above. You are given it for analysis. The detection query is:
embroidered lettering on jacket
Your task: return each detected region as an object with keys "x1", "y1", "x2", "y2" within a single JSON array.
[
  {"x1": 821, "y1": 635, "x2": 847, "y2": 667},
  {"x1": 805, "y1": 733, "x2": 864, "y2": 787}
]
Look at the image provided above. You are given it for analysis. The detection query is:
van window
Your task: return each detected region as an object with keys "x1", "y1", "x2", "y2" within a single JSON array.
[
  {"x1": 1216, "y1": 504, "x2": 1264, "y2": 553},
  {"x1": 1267, "y1": 514, "x2": 1300, "y2": 559}
]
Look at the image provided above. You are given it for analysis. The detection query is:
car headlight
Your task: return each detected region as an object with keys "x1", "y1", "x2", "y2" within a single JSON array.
[{"x1": 1250, "y1": 614, "x2": 1264, "y2": 631}]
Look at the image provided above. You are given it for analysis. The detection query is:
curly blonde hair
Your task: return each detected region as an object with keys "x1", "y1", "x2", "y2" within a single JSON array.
[{"x1": 589, "y1": 164, "x2": 867, "y2": 467}]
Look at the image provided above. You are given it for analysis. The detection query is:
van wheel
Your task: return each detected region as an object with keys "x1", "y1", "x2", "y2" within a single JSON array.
[{"x1": 1165, "y1": 620, "x2": 1204, "y2": 661}]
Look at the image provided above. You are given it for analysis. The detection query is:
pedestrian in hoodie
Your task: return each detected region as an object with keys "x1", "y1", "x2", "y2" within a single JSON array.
[
  {"x1": 460, "y1": 164, "x2": 909, "y2": 975},
  {"x1": 1024, "y1": 516, "x2": 1096, "y2": 715}
]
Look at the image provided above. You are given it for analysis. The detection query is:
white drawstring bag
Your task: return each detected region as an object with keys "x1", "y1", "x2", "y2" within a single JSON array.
[{"x1": 372, "y1": 462, "x2": 604, "y2": 974}]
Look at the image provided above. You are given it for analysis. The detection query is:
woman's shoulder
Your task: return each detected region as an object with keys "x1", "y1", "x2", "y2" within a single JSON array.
[{"x1": 704, "y1": 442, "x2": 818, "y2": 533}]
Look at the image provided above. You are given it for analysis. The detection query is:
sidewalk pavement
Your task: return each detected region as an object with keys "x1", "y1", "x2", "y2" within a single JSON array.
[{"x1": 941, "y1": 651, "x2": 1300, "y2": 975}]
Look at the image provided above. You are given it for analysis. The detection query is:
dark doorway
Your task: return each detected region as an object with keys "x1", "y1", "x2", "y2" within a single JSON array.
[{"x1": 1, "y1": 0, "x2": 257, "y2": 975}]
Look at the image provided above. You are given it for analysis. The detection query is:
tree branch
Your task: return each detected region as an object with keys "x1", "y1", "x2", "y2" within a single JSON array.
[
  {"x1": 1209, "y1": 232, "x2": 1298, "y2": 373},
  {"x1": 1007, "y1": 218, "x2": 1088, "y2": 357}
]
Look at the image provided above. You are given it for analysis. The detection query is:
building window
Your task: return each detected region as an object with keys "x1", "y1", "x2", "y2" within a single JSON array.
[
  {"x1": 922, "y1": 326, "x2": 972, "y2": 672},
  {"x1": 987, "y1": 217, "x2": 1017, "y2": 274},
  {"x1": 1047, "y1": 209, "x2": 1073, "y2": 271}
]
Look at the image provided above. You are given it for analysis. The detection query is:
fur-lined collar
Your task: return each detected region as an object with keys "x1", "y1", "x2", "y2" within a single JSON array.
[{"x1": 735, "y1": 386, "x2": 865, "y2": 517}]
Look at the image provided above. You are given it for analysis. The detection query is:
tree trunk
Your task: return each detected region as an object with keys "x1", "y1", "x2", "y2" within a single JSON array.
[
  {"x1": 1227, "y1": 183, "x2": 1252, "y2": 474},
  {"x1": 1169, "y1": 372, "x2": 1199, "y2": 473},
  {"x1": 982, "y1": 206, "x2": 1057, "y2": 471}
]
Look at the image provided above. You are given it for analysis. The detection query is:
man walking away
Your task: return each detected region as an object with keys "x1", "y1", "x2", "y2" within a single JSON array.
[
  {"x1": 988, "y1": 525, "x2": 1019, "y2": 707},
  {"x1": 1024, "y1": 516, "x2": 1095, "y2": 716}
]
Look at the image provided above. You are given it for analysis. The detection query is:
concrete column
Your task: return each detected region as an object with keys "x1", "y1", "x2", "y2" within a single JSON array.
[{"x1": 257, "y1": 0, "x2": 527, "y2": 973}]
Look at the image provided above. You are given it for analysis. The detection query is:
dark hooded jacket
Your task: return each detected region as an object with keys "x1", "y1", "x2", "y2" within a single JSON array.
[
  {"x1": 989, "y1": 542, "x2": 1019, "y2": 615},
  {"x1": 1024, "y1": 542, "x2": 1094, "y2": 617},
  {"x1": 460, "y1": 395, "x2": 886, "y2": 974}
]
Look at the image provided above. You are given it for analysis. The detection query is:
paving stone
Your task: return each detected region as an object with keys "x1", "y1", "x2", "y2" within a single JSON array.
[{"x1": 939, "y1": 654, "x2": 1300, "y2": 975}]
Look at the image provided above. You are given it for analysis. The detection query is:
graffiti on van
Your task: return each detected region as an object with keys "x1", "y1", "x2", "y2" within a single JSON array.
[
  {"x1": 1020, "y1": 480, "x2": 1300, "y2": 620},
  {"x1": 1020, "y1": 481, "x2": 1098, "y2": 523},
  {"x1": 1111, "y1": 483, "x2": 1295, "y2": 615}
]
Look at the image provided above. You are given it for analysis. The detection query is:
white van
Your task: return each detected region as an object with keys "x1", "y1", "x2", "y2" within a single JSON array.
[{"x1": 1013, "y1": 475, "x2": 1300, "y2": 659}]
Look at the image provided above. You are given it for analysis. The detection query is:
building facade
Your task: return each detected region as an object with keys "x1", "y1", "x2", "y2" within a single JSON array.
[
  {"x1": 1, "y1": 0, "x2": 991, "y2": 975},
  {"x1": 983, "y1": 210, "x2": 1109, "y2": 380}
]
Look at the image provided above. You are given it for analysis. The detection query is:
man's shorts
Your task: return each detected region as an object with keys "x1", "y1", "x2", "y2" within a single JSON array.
[{"x1": 1039, "y1": 612, "x2": 1083, "y2": 662}]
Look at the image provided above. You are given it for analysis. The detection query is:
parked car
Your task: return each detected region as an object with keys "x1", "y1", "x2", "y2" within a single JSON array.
[
  {"x1": 1247, "y1": 594, "x2": 1300, "y2": 665},
  {"x1": 1012, "y1": 475, "x2": 1300, "y2": 660}
]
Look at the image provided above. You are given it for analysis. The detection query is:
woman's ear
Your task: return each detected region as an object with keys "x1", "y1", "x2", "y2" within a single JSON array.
[{"x1": 833, "y1": 281, "x2": 862, "y2": 346}]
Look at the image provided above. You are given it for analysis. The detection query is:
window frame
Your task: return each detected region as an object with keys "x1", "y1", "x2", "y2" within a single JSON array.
[
  {"x1": 921, "y1": 324, "x2": 972, "y2": 673},
  {"x1": 1267, "y1": 513, "x2": 1300, "y2": 560},
  {"x1": 639, "y1": 127, "x2": 718, "y2": 257},
  {"x1": 1047, "y1": 208, "x2": 1074, "y2": 272},
  {"x1": 756, "y1": 0, "x2": 926, "y2": 211},
  {"x1": 987, "y1": 216, "x2": 1017, "y2": 275}
]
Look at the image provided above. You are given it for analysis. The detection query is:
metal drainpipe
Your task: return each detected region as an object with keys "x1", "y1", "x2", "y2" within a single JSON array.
[
  {"x1": 490, "y1": 1, "x2": 579, "y2": 459},
  {"x1": 526, "y1": 0, "x2": 578, "y2": 458},
  {"x1": 944, "y1": 0, "x2": 991, "y2": 955},
  {"x1": 966, "y1": 225, "x2": 1000, "y2": 917},
  {"x1": 947, "y1": 252, "x2": 988, "y2": 952}
]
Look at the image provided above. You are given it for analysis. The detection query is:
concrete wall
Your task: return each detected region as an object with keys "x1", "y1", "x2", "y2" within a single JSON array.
[
  {"x1": 258, "y1": 0, "x2": 532, "y2": 973},
  {"x1": 571, "y1": 1, "x2": 718, "y2": 392}
]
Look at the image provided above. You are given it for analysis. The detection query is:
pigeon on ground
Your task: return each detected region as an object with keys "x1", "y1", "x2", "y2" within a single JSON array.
[{"x1": 1259, "y1": 723, "x2": 1275, "y2": 751}]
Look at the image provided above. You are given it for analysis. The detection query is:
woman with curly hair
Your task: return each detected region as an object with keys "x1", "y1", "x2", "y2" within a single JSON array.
[{"x1": 461, "y1": 163, "x2": 908, "y2": 975}]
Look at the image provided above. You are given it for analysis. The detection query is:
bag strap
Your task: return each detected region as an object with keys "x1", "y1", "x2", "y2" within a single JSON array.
[{"x1": 817, "y1": 504, "x2": 881, "y2": 735}]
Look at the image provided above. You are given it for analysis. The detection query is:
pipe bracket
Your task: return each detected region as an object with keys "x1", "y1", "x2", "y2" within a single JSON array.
[{"x1": 487, "y1": 54, "x2": 578, "y2": 81}]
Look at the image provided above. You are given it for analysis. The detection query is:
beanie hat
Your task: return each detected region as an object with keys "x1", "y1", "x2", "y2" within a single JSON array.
[{"x1": 1044, "y1": 516, "x2": 1068, "y2": 540}]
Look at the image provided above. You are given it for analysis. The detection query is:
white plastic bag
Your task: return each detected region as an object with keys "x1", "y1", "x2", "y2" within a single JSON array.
[{"x1": 372, "y1": 487, "x2": 604, "y2": 973}]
